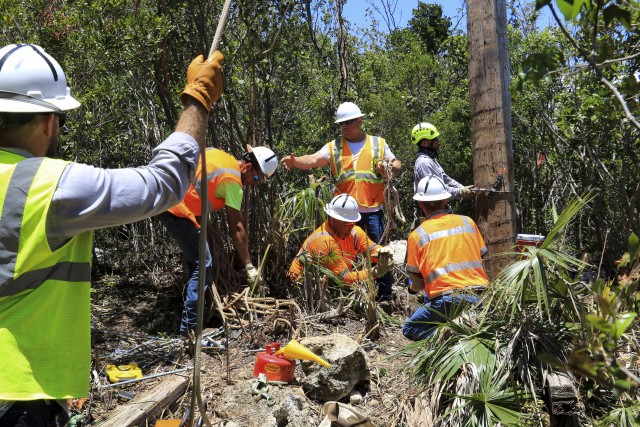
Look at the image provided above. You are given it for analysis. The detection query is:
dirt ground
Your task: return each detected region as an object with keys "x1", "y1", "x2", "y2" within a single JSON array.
[{"x1": 84, "y1": 266, "x2": 424, "y2": 427}]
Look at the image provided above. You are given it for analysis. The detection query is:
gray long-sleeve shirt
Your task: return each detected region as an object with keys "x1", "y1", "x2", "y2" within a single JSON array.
[
  {"x1": 413, "y1": 148, "x2": 463, "y2": 199},
  {"x1": 3, "y1": 131, "x2": 199, "y2": 248}
]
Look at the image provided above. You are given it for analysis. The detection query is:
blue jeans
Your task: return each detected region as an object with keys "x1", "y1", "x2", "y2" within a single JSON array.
[
  {"x1": 158, "y1": 212, "x2": 212, "y2": 332},
  {"x1": 357, "y1": 210, "x2": 392, "y2": 301},
  {"x1": 402, "y1": 293, "x2": 480, "y2": 341}
]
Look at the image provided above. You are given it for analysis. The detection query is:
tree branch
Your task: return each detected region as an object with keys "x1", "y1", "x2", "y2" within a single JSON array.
[{"x1": 549, "y1": 4, "x2": 640, "y2": 130}]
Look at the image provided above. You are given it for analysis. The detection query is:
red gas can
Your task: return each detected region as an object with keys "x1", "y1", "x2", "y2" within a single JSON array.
[{"x1": 253, "y1": 342, "x2": 296, "y2": 383}]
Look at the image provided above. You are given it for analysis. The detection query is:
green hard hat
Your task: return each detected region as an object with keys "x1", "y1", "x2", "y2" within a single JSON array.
[{"x1": 411, "y1": 122, "x2": 440, "y2": 145}]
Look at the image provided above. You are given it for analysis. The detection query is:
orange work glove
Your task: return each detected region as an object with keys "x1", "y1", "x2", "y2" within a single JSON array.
[{"x1": 179, "y1": 51, "x2": 224, "y2": 112}]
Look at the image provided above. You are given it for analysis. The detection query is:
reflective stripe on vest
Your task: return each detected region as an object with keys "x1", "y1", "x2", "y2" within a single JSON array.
[
  {"x1": 426, "y1": 260, "x2": 485, "y2": 284},
  {"x1": 1, "y1": 152, "x2": 93, "y2": 400},
  {"x1": 329, "y1": 135, "x2": 385, "y2": 208},
  {"x1": 414, "y1": 217, "x2": 476, "y2": 248},
  {"x1": 414, "y1": 218, "x2": 489, "y2": 257}
]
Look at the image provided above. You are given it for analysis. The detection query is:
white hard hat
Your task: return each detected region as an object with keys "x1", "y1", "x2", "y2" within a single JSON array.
[
  {"x1": 246, "y1": 145, "x2": 278, "y2": 180},
  {"x1": 413, "y1": 175, "x2": 451, "y2": 201},
  {"x1": 0, "y1": 44, "x2": 80, "y2": 113},
  {"x1": 334, "y1": 102, "x2": 364, "y2": 124},
  {"x1": 324, "y1": 194, "x2": 361, "y2": 222}
]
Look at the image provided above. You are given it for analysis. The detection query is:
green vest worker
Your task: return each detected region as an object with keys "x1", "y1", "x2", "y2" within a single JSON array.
[{"x1": 0, "y1": 43, "x2": 224, "y2": 424}]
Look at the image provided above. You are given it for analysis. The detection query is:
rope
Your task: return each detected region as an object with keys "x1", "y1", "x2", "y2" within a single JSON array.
[
  {"x1": 380, "y1": 161, "x2": 404, "y2": 245},
  {"x1": 191, "y1": 1, "x2": 234, "y2": 426},
  {"x1": 209, "y1": 0, "x2": 233, "y2": 59}
]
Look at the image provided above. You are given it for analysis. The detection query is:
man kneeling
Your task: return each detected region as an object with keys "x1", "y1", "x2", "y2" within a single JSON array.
[
  {"x1": 288, "y1": 194, "x2": 394, "y2": 293},
  {"x1": 404, "y1": 176, "x2": 489, "y2": 340}
]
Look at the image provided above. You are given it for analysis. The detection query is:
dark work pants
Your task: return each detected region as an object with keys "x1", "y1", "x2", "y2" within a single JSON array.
[{"x1": 357, "y1": 209, "x2": 393, "y2": 301}]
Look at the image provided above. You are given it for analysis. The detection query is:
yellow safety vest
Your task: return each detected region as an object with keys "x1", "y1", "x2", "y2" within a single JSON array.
[
  {"x1": 328, "y1": 135, "x2": 385, "y2": 209},
  {"x1": 0, "y1": 150, "x2": 93, "y2": 399},
  {"x1": 168, "y1": 148, "x2": 241, "y2": 227}
]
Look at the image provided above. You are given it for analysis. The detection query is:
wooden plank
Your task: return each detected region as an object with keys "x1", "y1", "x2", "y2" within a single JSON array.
[{"x1": 94, "y1": 374, "x2": 190, "y2": 427}]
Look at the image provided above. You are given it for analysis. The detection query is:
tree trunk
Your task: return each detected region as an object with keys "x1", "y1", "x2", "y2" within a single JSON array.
[
  {"x1": 467, "y1": 0, "x2": 516, "y2": 279},
  {"x1": 336, "y1": 0, "x2": 349, "y2": 98}
]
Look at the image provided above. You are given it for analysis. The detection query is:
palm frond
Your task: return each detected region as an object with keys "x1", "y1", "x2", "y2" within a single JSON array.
[
  {"x1": 597, "y1": 402, "x2": 640, "y2": 427},
  {"x1": 495, "y1": 193, "x2": 594, "y2": 321},
  {"x1": 444, "y1": 353, "x2": 529, "y2": 427}
]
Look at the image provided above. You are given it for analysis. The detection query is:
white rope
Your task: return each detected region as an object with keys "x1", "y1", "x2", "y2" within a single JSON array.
[{"x1": 192, "y1": 1, "x2": 234, "y2": 426}]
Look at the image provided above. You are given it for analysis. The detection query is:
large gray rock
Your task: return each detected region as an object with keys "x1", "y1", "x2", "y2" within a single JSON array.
[{"x1": 299, "y1": 334, "x2": 370, "y2": 402}]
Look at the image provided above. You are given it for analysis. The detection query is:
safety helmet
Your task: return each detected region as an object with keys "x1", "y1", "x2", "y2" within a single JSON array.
[
  {"x1": 334, "y1": 102, "x2": 364, "y2": 124},
  {"x1": 411, "y1": 122, "x2": 439, "y2": 145},
  {"x1": 0, "y1": 44, "x2": 80, "y2": 113},
  {"x1": 246, "y1": 145, "x2": 278, "y2": 180},
  {"x1": 413, "y1": 175, "x2": 451, "y2": 201},
  {"x1": 324, "y1": 194, "x2": 361, "y2": 222}
]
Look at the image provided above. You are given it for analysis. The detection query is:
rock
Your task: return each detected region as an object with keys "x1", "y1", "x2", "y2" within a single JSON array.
[
  {"x1": 388, "y1": 240, "x2": 407, "y2": 266},
  {"x1": 349, "y1": 389, "x2": 362, "y2": 405},
  {"x1": 299, "y1": 334, "x2": 370, "y2": 402}
]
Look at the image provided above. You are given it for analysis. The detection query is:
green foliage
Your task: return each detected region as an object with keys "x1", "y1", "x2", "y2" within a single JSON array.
[
  {"x1": 407, "y1": 2, "x2": 451, "y2": 54},
  {"x1": 447, "y1": 357, "x2": 529, "y2": 426},
  {"x1": 597, "y1": 403, "x2": 640, "y2": 427},
  {"x1": 512, "y1": 46, "x2": 565, "y2": 90},
  {"x1": 496, "y1": 194, "x2": 593, "y2": 320}
]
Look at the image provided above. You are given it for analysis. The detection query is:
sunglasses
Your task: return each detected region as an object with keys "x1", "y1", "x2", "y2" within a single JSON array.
[
  {"x1": 339, "y1": 118, "x2": 358, "y2": 126},
  {"x1": 55, "y1": 113, "x2": 67, "y2": 129}
]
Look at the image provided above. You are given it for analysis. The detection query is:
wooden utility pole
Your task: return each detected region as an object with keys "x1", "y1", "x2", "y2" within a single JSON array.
[{"x1": 467, "y1": 0, "x2": 516, "y2": 279}]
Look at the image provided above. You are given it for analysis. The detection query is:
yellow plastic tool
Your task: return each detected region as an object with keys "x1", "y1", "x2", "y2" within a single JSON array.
[
  {"x1": 105, "y1": 363, "x2": 143, "y2": 383},
  {"x1": 275, "y1": 339, "x2": 331, "y2": 368}
]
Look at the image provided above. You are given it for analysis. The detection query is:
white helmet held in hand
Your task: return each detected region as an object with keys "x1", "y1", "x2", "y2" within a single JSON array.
[
  {"x1": 324, "y1": 194, "x2": 361, "y2": 222},
  {"x1": 0, "y1": 43, "x2": 80, "y2": 113},
  {"x1": 246, "y1": 145, "x2": 278, "y2": 180},
  {"x1": 413, "y1": 175, "x2": 451, "y2": 202},
  {"x1": 335, "y1": 102, "x2": 364, "y2": 124}
]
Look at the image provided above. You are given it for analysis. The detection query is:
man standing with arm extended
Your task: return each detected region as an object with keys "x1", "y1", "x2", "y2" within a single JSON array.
[
  {"x1": 0, "y1": 43, "x2": 223, "y2": 425},
  {"x1": 404, "y1": 175, "x2": 489, "y2": 341},
  {"x1": 282, "y1": 102, "x2": 401, "y2": 302},
  {"x1": 158, "y1": 144, "x2": 278, "y2": 335}
]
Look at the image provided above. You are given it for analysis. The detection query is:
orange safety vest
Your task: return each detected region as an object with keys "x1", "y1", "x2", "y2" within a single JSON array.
[
  {"x1": 328, "y1": 135, "x2": 385, "y2": 209},
  {"x1": 406, "y1": 213, "x2": 489, "y2": 298},
  {"x1": 168, "y1": 148, "x2": 241, "y2": 227},
  {"x1": 288, "y1": 222, "x2": 380, "y2": 284}
]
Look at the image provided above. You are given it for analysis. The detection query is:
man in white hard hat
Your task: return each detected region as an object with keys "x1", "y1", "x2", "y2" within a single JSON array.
[
  {"x1": 404, "y1": 175, "x2": 489, "y2": 341},
  {"x1": 158, "y1": 144, "x2": 278, "y2": 335},
  {"x1": 288, "y1": 194, "x2": 394, "y2": 289},
  {"x1": 282, "y1": 102, "x2": 401, "y2": 301},
  {"x1": 0, "y1": 43, "x2": 223, "y2": 424}
]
